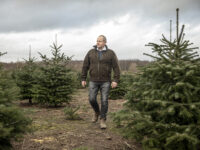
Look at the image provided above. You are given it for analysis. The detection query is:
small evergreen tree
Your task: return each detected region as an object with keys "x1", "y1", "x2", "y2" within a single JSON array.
[
  {"x1": 63, "y1": 106, "x2": 81, "y2": 120},
  {"x1": 14, "y1": 57, "x2": 37, "y2": 104},
  {"x1": 112, "y1": 9, "x2": 200, "y2": 150},
  {"x1": 34, "y1": 42, "x2": 75, "y2": 106},
  {"x1": 0, "y1": 52, "x2": 31, "y2": 150}
]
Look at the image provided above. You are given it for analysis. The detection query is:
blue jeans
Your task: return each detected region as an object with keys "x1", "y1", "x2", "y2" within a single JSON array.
[{"x1": 89, "y1": 81, "x2": 111, "y2": 120}]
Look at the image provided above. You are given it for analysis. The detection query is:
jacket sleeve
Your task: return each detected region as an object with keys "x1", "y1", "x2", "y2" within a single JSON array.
[
  {"x1": 81, "y1": 51, "x2": 90, "y2": 81},
  {"x1": 111, "y1": 52, "x2": 120, "y2": 83}
]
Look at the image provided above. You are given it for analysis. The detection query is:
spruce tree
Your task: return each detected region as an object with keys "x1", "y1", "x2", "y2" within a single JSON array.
[
  {"x1": 0, "y1": 52, "x2": 31, "y2": 150},
  {"x1": 34, "y1": 42, "x2": 75, "y2": 106},
  {"x1": 14, "y1": 56, "x2": 37, "y2": 104},
  {"x1": 112, "y1": 9, "x2": 200, "y2": 150}
]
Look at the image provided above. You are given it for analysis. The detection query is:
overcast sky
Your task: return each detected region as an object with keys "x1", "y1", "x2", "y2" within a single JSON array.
[{"x1": 0, "y1": 0, "x2": 200, "y2": 62}]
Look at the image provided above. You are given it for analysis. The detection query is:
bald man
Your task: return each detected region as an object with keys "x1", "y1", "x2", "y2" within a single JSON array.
[{"x1": 81, "y1": 35, "x2": 120, "y2": 129}]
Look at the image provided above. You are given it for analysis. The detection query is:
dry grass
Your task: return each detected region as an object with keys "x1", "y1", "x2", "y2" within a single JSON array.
[{"x1": 12, "y1": 88, "x2": 142, "y2": 150}]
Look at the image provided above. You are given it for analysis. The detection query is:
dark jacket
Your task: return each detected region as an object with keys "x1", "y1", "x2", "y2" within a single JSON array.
[{"x1": 81, "y1": 45, "x2": 120, "y2": 83}]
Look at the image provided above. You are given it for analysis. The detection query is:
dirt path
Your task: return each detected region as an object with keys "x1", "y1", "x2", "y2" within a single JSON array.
[{"x1": 13, "y1": 88, "x2": 142, "y2": 150}]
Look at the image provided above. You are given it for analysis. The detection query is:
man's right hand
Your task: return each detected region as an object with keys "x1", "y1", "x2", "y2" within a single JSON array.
[{"x1": 81, "y1": 81, "x2": 87, "y2": 87}]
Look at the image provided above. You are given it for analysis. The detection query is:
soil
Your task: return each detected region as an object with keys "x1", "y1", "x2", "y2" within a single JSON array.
[{"x1": 12, "y1": 88, "x2": 142, "y2": 150}]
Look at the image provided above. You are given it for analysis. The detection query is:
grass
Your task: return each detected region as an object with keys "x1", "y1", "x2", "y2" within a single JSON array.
[{"x1": 72, "y1": 146, "x2": 94, "y2": 150}]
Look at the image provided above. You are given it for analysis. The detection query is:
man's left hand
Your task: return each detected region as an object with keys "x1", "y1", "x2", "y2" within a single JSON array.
[{"x1": 111, "y1": 82, "x2": 118, "y2": 88}]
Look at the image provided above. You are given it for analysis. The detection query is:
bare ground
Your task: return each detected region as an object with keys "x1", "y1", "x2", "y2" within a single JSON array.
[{"x1": 12, "y1": 88, "x2": 142, "y2": 150}]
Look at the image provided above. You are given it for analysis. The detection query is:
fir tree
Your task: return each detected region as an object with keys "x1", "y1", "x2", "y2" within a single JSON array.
[
  {"x1": 112, "y1": 8, "x2": 200, "y2": 150},
  {"x1": 34, "y1": 42, "x2": 75, "y2": 106},
  {"x1": 14, "y1": 55, "x2": 37, "y2": 104},
  {"x1": 0, "y1": 52, "x2": 31, "y2": 150}
]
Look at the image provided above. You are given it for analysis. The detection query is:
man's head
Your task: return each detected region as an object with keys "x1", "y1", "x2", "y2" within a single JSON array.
[{"x1": 97, "y1": 35, "x2": 107, "y2": 49}]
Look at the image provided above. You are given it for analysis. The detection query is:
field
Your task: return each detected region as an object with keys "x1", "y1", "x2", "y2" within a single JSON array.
[
  {"x1": 12, "y1": 88, "x2": 142, "y2": 150},
  {"x1": 1, "y1": 59, "x2": 149, "y2": 73}
]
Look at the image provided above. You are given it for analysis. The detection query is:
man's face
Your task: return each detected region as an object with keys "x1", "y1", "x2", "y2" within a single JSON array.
[{"x1": 97, "y1": 37, "x2": 106, "y2": 49}]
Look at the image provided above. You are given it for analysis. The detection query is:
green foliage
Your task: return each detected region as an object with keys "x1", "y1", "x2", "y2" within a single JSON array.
[
  {"x1": 0, "y1": 105, "x2": 32, "y2": 150},
  {"x1": 74, "y1": 71, "x2": 90, "y2": 89},
  {"x1": 34, "y1": 43, "x2": 76, "y2": 106},
  {"x1": 110, "y1": 109, "x2": 133, "y2": 128},
  {"x1": 72, "y1": 71, "x2": 82, "y2": 89},
  {"x1": 14, "y1": 57, "x2": 37, "y2": 104},
  {"x1": 112, "y1": 9, "x2": 200, "y2": 150},
  {"x1": 72, "y1": 71, "x2": 90, "y2": 89},
  {"x1": 0, "y1": 53, "x2": 31, "y2": 150},
  {"x1": 63, "y1": 106, "x2": 81, "y2": 120},
  {"x1": 109, "y1": 73, "x2": 134, "y2": 100},
  {"x1": 0, "y1": 71, "x2": 19, "y2": 105}
]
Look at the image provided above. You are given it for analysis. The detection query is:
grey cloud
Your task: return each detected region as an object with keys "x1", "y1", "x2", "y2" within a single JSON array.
[{"x1": 0, "y1": 0, "x2": 200, "y2": 33}]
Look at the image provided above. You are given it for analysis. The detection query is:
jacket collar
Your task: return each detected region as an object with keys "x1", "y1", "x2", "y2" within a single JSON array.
[{"x1": 93, "y1": 45, "x2": 108, "y2": 51}]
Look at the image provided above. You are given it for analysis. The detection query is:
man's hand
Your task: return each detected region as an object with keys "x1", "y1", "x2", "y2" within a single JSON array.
[
  {"x1": 82, "y1": 81, "x2": 87, "y2": 88},
  {"x1": 111, "y1": 82, "x2": 118, "y2": 88}
]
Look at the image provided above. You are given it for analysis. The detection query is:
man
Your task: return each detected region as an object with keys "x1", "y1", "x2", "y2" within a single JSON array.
[{"x1": 81, "y1": 35, "x2": 120, "y2": 129}]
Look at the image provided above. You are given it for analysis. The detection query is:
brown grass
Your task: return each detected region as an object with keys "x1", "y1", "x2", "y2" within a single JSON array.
[{"x1": 12, "y1": 88, "x2": 142, "y2": 150}]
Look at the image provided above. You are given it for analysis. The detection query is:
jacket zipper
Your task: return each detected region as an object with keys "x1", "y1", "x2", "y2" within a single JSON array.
[
  {"x1": 98, "y1": 51, "x2": 100, "y2": 79},
  {"x1": 98, "y1": 61, "x2": 99, "y2": 79},
  {"x1": 97, "y1": 50, "x2": 102, "y2": 80}
]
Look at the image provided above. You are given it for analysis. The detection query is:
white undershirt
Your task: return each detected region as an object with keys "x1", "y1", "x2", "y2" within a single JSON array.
[{"x1": 97, "y1": 46, "x2": 106, "y2": 51}]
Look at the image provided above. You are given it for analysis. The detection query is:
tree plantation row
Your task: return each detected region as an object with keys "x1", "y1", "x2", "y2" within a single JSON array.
[{"x1": 1, "y1": 8, "x2": 200, "y2": 150}]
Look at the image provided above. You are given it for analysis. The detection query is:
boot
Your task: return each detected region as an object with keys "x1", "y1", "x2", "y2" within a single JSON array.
[
  {"x1": 92, "y1": 112, "x2": 99, "y2": 123},
  {"x1": 100, "y1": 119, "x2": 107, "y2": 129}
]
